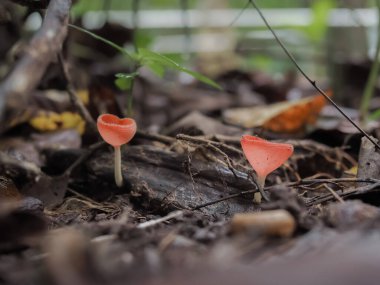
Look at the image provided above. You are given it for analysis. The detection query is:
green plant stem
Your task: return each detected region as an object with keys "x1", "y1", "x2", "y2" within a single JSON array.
[
  {"x1": 360, "y1": 0, "x2": 380, "y2": 125},
  {"x1": 102, "y1": 0, "x2": 112, "y2": 22},
  {"x1": 180, "y1": 0, "x2": 191, "y2": 60},
  {"x1": 127, "y1": 80, "x2": 134, "y2": 117},
  {"x1": 68, "y1": 24, "x2": 136, "y2": 64},
  {"x1": 129, "y1": 0, "x2": 139, "y2": 117},
  {"x1": 114, "y1": 146, "x2": 122, "y2": 187},
  {"x1": 132, "y1": 0, "x2": 139, "y2": 53}
]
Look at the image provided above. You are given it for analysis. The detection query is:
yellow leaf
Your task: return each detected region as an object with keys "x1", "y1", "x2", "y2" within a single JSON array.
[
  {"x1": 346, "y1": 166, "x2": 358, "y2": 176},
  {"x1": 76, "y1": 89, "x2": 89, "y2": 105},
  {"x1": 29, "y1": 111, "x2": 86, "y2": 134}
]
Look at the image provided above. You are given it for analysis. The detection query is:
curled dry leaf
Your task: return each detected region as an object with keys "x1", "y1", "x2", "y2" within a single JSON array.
[{"x1": 223, "y1": 91, "x2": 331, "y2": 133}]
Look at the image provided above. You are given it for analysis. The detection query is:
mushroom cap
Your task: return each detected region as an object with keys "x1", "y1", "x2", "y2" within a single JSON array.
[
  {"x1": 97, "y1": 114, "x2": 137, "y2": 147},
  {"x1": 241, "y1": 135, "x2": 293, "y2": 178}
]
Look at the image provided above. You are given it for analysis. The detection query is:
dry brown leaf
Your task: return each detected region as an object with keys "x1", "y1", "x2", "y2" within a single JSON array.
[{"x1": 223, "y1": 91, "x2": 331, "y2": 133}]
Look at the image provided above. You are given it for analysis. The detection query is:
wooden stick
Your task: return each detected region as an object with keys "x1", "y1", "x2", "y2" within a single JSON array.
[{"x1": 0, "y1": 0, "x2": 72, "y2": 133}]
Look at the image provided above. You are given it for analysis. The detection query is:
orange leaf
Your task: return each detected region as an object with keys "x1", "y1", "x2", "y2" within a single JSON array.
[
  {"x1": 263, "y1": 91, "x2": 331, "y2": 133},
  {"x1": 223, "y1": 90, "x2": 332, "y2": 133}
]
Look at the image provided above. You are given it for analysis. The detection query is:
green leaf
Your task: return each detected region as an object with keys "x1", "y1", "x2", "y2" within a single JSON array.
[
  {"x1": 178, "y1": 68, "x2": 222, "y2": 90},
  {"x1": 115, "y1": 71, "x2": 139, "y2": 91},
  {"x1": 115, "y1": 72, "x2": 139, "y2": 79},
  {"x1": 137, "y1": 48, "x2": 179, "y2": 68},
  {"x1": 307, "y1": 0, "x2": 335, "y2": 42},
  {"x1": 115, "y1": 77, "x2": 131, "y2": 91},
  {"x1": 369, "y1": 108, "x2": 380, "y2": 120},
  {"x1": 134, "y1": 31, "x2": 154, "y2": 49},
  {"x1": 114, "y1": 72, "x2": 139, "y2": 90},
  {"x1": 68, "y1": 24, "x2": 137, "y2": 63},
  {"x1": 146, "y1": 62, "x2": 165, "y2": 78},
  {"x1": 68, "y1": 26, "x2": 221, "y2": 90},
  {"x1": 137, "y1": 49, "x2": 222, "y2": 90},
  {"x1": 115, "y1": 77, "x2": 132, "y2": 91}
]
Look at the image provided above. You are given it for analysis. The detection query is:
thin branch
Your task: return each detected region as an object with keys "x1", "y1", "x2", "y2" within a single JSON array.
[
  {"x1": 324, "y1": 183, "x2": 345, "y2": 203},
  {"x1": 192, "y1": 190, "x2": 255, "y2": 210},
  {"x1": 0, "y1": 0, "x2": 72, "y2": 133},
  {"x1": 63, "y1": 141, "x2": 106, "y2": 177},
  {"x1": 288, "y1": 177, "x2": 379, "y2": 187},
  {"x1": 137, "y1": 210, "x2": 183, "y2": 229},
  {"x1": 57, "y1": 52, "x2": 98, "y2": 134},
  {"x1": 136, "y1": 130, "x2": 175, "y2": 144},
  {"x1": 248, "y1": 0, "x2": 380, "y2": 151},
  {"x1": 229, "y1": 0, "x2": 251, "y2": 27},
  {"x1": 306, "y1": 182, "x2": 380, "y2": 206},
  {"x1": 176, "y1": 134, "x2": 243, "y2": 155},
  {"x1": 192, "y1": 178, "x2": 379, "y2": 210}
]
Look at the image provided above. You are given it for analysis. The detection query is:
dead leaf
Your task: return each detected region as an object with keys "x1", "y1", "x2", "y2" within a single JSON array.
[
  {"x1": 165, "y1": 111, "x2": 242, "y2": 136},
  {"x1": 23, "y1": 173, "x2": 69, "y2": 209},
  {"x1": 29, "y1": 111, "x2": 85, "y2": 134},
  {"x1": 223, "y1": 91, "x2": 331, "y2": 133},
  {"x1": 0, "y1": 176, "x2": 22, "y2": 201}
]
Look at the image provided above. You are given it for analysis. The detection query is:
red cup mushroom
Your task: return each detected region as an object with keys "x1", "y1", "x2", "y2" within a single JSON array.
[
  {"x1": 97, "y1": 114, "x2": 137, "y2": 187},
  {"x1": 241, "y1": 135, "x2": 293, "y2": 203}
]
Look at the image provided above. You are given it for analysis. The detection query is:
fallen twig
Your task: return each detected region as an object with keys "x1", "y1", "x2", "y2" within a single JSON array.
[
  {"x1": 289, "y1": 177, "x2": 380, "y2": 187},
  {"x1": 0, "y1": 0, "x2": 72, "y2": 133},
  {"x1": 57, "y1": 52, "x2": 97, "y2": 134},
  {"x1": 176, "y1": 134, "x2": 243, "y2": 155},
  {"x1": 306, "y1": 181, "x2": 380, "y2": 206},
  {"x1": 136, "y1": 130, "x2": 175, "y2": 144},
  {"x1": 324, "y1": 184, "x2": 345, "y2": 203},
  {"x1": 63, "y1": 141, "x2": 106, "y2": 177},
  {"x1": 136, "y1": 210, "x2": 183, "y2": 229},
  {"x1": 192, "y1": 190, "x2": 255, "y2": 210},
  {"x1": 192, "y1": 177, "x2": 379, "y2": 210}
]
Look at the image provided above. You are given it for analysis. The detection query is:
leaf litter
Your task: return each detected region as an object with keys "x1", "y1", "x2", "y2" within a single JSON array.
[{"x1": 1, "y1": 3, "x2": 380, "y2": 284}]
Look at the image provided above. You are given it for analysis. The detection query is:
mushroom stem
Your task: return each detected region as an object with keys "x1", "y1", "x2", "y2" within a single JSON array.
[
  {"x1": 254, "y1": 175, "x2": 270, "y2": 204},
  {"x1": 114, "y1": 146, "x2": 123, "y2": 187}
]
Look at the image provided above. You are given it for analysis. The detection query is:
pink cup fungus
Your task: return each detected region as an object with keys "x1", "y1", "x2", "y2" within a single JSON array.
[
  {"x1": 241, "y1": 135, "x2": 293, "y2": 203},
  {"x1": 97, "y1": 114, "x2": 137, "y2": 187}
]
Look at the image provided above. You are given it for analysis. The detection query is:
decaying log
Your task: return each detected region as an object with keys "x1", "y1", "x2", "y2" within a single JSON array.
[
  {"x1": 86, "y1": 145, "x2": 256, "y2": 215},
  {"x1": 0, "y1": 0, "x2": 72, "y2": 133}
]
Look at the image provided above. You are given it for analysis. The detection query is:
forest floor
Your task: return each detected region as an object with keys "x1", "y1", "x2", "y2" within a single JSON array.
[{"x1": 2, "y1": 1, "x2": 380, "y2": 284}]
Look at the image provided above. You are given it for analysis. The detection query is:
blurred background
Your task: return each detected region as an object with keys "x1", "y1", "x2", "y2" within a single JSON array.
[
  {"x1": 2, "y1": 0, "x2": 380, "y2": 134},
  {"x1": 65, "y1": 0, "x2": 380, "y2": 105}
]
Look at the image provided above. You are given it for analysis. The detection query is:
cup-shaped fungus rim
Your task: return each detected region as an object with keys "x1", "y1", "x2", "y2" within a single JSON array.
[
  {"x1": 241, "y1": 135, "x2": 293, "y2": 178},
  {"x1": 97, "y1": 114, "x2": 137, "y2": 147}
]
